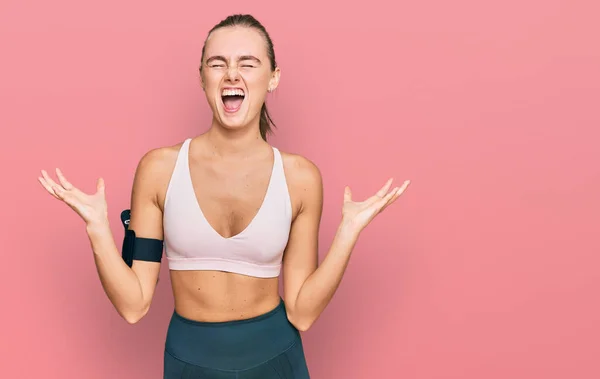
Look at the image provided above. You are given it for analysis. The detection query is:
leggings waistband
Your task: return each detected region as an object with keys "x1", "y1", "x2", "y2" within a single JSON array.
[{"x1": 165, "y1": 298, "x2": 300, "y2": 371}]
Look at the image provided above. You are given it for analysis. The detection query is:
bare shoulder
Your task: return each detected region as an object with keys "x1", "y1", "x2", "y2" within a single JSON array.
[
  {"x1": 279, "y1": 150, "x2": 323, "y2": 216},
  {"x1": 280, "y1": 151, "x2": 322, "y2": 188},
  {"x1": 132, "y1": 140, "x2": 186, "y2": 208},
  {"x1": 136, "y1": 142, "x2": 181, "y2": 174}
]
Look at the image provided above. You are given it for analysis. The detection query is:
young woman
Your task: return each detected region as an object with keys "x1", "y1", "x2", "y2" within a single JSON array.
[{"x1": 38, "y1": 14, "x2": 410, "y2": 379}]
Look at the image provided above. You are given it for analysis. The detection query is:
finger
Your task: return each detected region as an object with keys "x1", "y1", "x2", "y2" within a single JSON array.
[
  {"x1": 51, "y1": 183, "x2": 67, "y2": 200},
  {"x1": 375, "y1": 177, "x2": 394, "y2": 198},
  {"x1": 41, "y1": 170, "x2": 64, "y2": 192},
  {"x1": 375, "y1": 186, "x2": 398, "y2": 209},
  {"x1": 344, "y1": 186, "x2": 352, "y2": 202},
  {"x1": 55, "y1": 168, "x2": 74, "y2": 190},
  {"x1": 51, "y1": 183, "x2": 83, "y2": 212},
  {"x1": 40, "y1": 170, "x2": 87, "y2": 218},
  {"x1": 380, "y1": 188, "x2": 400, "y2": 212},
  {"x1": 96, "y1": 177, "x2": 105, "y2": 196},
  {"x1": 38, "y1": 176, "x2": 60, "y2": 199},
  {"x1": 381, "y1": 180, "x2": 410, "y2": 212}
]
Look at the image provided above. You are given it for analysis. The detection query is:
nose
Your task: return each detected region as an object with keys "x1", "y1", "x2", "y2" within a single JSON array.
[{"x1": 225, "y1": 65, "x2": 241, "y2": 82}]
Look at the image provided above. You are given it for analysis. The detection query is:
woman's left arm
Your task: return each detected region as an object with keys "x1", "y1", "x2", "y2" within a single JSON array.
[{"x1": 282, "y1": 156, "x2": 409, "y2": 331}]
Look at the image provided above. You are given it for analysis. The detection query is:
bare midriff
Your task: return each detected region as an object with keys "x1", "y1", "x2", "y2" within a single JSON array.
[{"x1": 169, "y1": 270, "x2": 281, "y2": 322}]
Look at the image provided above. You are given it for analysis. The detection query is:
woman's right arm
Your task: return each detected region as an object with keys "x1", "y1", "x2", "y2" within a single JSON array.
[
  {"x1": 88, "y1": 150, "x2": 165, "y2": 324},
  {"x1": 40, "y1": 149, "x2": 167, "y2": 324}
]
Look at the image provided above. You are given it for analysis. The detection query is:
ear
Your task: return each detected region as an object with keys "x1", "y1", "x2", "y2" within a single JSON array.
[{"x1": 268, "y1": 67, "x2": 281, "y2": 92}]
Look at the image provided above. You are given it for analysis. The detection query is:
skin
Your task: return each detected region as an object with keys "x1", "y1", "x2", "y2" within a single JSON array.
[{"x1": 38, "y1": 26, "x2": 410, "y2": 330}]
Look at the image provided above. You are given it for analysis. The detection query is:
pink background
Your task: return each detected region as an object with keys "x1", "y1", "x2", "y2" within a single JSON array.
[{"x1": 1, "y1": 0, "x2": 599, "y2": 378}]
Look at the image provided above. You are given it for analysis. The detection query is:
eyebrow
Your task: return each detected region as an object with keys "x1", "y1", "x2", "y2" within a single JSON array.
[{"x1": 205, "y1": 55, "x2": 262, "y2": 65}]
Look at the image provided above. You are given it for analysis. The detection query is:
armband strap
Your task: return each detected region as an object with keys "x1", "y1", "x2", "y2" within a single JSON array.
[{"x1": 120, "y1": 209, "x2": 163, "y2": 267}]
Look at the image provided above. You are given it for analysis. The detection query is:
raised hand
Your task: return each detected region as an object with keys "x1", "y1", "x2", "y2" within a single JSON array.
[
  {"x1": 341, "y1": 177, "x2": 410, "y2": 233},
  {"x1": 38, "y1": 168, "x2": 108, "y2": 227}
]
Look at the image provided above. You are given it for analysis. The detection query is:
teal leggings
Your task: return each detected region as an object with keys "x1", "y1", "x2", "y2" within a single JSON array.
[{"x1": 163, "y1": 298, "x2": 310, "y2": 378}]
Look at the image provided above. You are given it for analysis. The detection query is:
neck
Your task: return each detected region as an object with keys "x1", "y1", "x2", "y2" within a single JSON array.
[{"x1": 202, "y1": 117, "x2": 268, "y2": 159}]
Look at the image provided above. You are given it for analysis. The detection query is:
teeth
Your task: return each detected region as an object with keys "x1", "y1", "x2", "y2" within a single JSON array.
[{"x1": 222, "y1": 89, "x2": 245, "y2": 96}]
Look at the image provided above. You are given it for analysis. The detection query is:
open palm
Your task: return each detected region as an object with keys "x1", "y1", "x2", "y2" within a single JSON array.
[
  {"x1": 342, "y1": 178, "x2": 410, "y2": 232},
  {"x1": 38, "y1": 168, "x2": 108, "y2": 227}
]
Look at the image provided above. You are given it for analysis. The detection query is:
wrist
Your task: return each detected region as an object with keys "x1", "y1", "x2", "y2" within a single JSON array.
[
  {"x1": 337, "y1": 218, "x2": 362, "y2": 242},
  {"x1": 86, "y1": 219, "x2": 111, "y2": 239}
]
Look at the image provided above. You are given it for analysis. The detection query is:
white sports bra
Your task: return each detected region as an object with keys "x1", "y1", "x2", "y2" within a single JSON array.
[{"x1": 162, "y1": 138, "x2": 292, "y2": 278}]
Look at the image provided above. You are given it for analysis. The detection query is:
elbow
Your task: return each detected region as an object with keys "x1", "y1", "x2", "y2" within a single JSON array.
[
  {"x1": 287, "y1": 313, "x2": 314, "y2": 332},
  {"x1": 122, "y1": 305, "x2": 150, "y2": 325},
  {"x1": 124, "y1": 313, "x2": 143, "y2": 324},
  {"x1": 295, "y1": 322, "x2": 312, "y2": 332}
]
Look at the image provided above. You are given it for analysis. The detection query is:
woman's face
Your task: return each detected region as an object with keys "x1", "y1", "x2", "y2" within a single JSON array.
[{"x1": 201, "y1": 26, "x2": 280, "y2": 132}]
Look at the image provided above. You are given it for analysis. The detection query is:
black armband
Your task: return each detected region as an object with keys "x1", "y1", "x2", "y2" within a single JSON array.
[{"x1": 120, "y1": 209, "x2": 163, "y2": 267}]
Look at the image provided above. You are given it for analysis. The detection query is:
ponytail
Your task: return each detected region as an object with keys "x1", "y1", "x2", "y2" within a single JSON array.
[{"x1": 259, "y1": 103, "x2": 276, "y2": 141}]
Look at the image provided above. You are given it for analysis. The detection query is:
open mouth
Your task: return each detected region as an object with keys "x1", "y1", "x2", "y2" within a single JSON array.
[{"x1": 221, "y1": 88, "x2": 245, "y2": 113}]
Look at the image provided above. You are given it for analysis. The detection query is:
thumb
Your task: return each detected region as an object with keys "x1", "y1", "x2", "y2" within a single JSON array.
[
  {"x1": 344, "y1": 186, "x2": 352, "y2": 202},
  {"x1": 96, "y1": 177, "x2": 105, "y2": 195}
]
